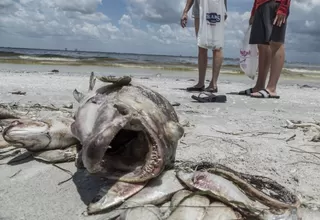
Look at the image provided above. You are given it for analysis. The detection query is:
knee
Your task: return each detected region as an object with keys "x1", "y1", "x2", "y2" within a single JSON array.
[
  {"x1": 213, "y1": 48, "x2": 223, "y2": 57},
  {"x1": 270, "y1": 42, "x2": 284, "y2": 53}
]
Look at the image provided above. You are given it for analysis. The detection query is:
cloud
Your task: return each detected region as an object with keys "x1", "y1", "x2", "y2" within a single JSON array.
[
  {"x1": 126, "y1": 0, "x2": 186, "y2": 24},
  {"x1": 0, "y1": 0, "x2": 319, "y2": 63}
]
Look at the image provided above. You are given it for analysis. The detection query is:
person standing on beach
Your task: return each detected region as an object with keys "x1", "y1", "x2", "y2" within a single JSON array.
[
  {"x1": 237, "y1": 0, "x2": 290, "y2": 99},
  {"x1": 180, "y1": 0, "x2": 227, "y2": 93}
]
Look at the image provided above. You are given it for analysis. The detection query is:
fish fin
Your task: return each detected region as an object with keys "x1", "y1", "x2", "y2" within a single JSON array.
[
  {"x1": 165, "y1": 121, "x2": 184, "y2": 143},
  {"x1": 89, "y1": 72, "x2": 96, "y2": 91},
  {"x1": 32, "y1": 146, "x2": 77, "y2": 163},
  {"x1": 73, "y1": 89, "x2": 85, "y2": 103}
]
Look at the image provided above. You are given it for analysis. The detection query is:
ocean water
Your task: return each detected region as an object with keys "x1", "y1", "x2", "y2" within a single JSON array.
[{"x1": 1, "y1": 47, "x2": 320, "y2": 75}]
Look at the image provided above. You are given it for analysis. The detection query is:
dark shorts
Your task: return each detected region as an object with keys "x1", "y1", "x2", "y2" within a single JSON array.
[{"x1": 249, "y1": 0, "x2": 290, "y2": 45}]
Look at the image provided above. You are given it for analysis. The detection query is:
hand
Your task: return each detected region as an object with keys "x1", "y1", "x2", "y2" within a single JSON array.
[
  {"x1": 249, "y1": 16, "x2": 254, "y2": 25},
  {"x1": 273, "y1": 14, "x2": 286, "y2": 27},
  {"x1": 180, "y1": 12, "x2": 188, "y2": 28},
  {"x1": 224, "y1": 13, "x2": 228, "y2": 20}
]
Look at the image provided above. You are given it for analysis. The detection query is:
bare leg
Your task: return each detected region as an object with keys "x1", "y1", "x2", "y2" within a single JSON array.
[
  {"x1": 207, "y1": 49, "x2": 223, "y2": 92},
  {"x1": 187, "y1": 18, "x2": 207, "y2": 90},
  {"x1": 250, "y1": 44, "x2": 272, "y2": 95},
  {"x1": 251, "y1": 42, "x2": 284, "y2": 97},
  {"x1": 265, "y1": 42, "x2": 285, "y2": 95}
]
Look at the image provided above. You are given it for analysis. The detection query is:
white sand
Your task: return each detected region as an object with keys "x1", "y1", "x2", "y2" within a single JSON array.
[{"x1": 1, "y1": 63, "x2": 320, "y2": 219}]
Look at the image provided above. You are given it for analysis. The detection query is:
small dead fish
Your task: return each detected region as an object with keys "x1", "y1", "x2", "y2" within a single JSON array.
[
  {"x1": 86, "y1": 181, "x2": 148, "y2": 215},
  {"x1": 125, "y1": 169, "x2": 185, "y2": 205},
  {"x1": 203, "y1": 202, "x2": 242, "y2": 220},
  {"x1": 94, "y1": 170, "x2": 184, "y2": 219},
  {"x1": 118, "y1": 204, "x2": 161, "y2": 220},
  {"x1": 176, "y1": 170, "x2": 269, "y2": 219},
  {"x1": 166, "y1": 190, "x2": 210, "y2": 220}
]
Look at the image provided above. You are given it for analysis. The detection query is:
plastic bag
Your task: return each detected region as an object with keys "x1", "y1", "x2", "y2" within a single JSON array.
[
  {"x1": 197, "y1": 0, "x2": 226, "y2": 50},
  {"x1": 239, "y1": 25, "x2": 259, "y2": 80}
]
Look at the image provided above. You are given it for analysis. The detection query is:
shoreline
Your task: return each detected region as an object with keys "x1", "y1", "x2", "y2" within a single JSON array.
[{"x1": 1, "y1": 61, "x2": 320, "y2": 80}]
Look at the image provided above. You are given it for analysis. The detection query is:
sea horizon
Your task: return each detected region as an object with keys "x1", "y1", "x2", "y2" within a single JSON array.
[{"x1": 1, "y1": 46, "x2": 320, "y2": 76}]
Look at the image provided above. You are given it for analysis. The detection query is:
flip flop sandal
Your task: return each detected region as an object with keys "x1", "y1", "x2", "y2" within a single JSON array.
[
  {"x1": 250, "y1": 89, "x2": 280, "y2": 99},
  {"x1": 227, "y1": 88, "x2": 253, "y2": 96},
  {"x1": 186, "y1": 86, "x2": 205, "y2": 92},
  {"x1": 191, "y1": 92, "x2": 227, "y2": 103}
]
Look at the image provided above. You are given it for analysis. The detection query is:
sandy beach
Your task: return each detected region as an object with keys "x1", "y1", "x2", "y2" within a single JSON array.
[{"x1": 1, "y1": 63, "x2": 320, "y2": 220}]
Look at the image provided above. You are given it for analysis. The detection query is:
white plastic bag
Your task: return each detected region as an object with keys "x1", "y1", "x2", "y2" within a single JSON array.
[
  {"x1": 197, "y1": 0, "x2": 226, "y2": 50},
  {"x1": 239, "y1": 25, "x2": 259, "y2": 80}
]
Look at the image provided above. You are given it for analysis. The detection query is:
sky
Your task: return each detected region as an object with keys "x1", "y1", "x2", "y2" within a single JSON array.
[{"x1": 0, "y1": 0, "x2": 320, "y2": 63}]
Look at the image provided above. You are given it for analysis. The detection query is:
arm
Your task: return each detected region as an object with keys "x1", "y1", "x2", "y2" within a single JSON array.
[
  {"x1": 181, "y1": 0, "x2": 194, "y2": 28},
  {"x1": 224, "y1": 0, "x2": 227, "y2": 11},
  {"x1": 277, "y1": 0, "x2": 291, "y2": 15},
  {"x1": 183, "y1": 0, "x2": 194, "y2": 14}
]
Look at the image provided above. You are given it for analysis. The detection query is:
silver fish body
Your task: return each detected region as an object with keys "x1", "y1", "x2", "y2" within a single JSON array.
[
  {"x1": 166, "y1": 190, "x2": 210, "y2": 220},
  {"x1": 177, "y1": 170, "x2": 273, "y2": 219},
  {"x1": 202, "y1": 202, "x2": 242, "y2": 220},
  {"x1": 118, "y1": 205, "x2": 161, "y2": 220}
]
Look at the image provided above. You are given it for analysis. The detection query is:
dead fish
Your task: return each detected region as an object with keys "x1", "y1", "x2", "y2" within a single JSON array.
[
  {"x1": 97, "y1": 170, "x2": 185, "y2": 219},
  {"x1": 87, "y1": 169, "x2": 184, "y2": 218},
  {"x1": 72, "y1": 72, "x2": 185, "y2": 183},
  {"x1": 125, "y1": 169, "x2": 185, "y2": 205},
  {"x1": 166, "y1": 190, "x2": 210, "y2": 220},
  {"x1": 86, "y1": 180, "x2": 148, "y2": 215},
  {"x1": 177, "y1": 170, "x2": 270, "y2": 219},
  {"x1": 118, "y1": 204, "x2": 161, "y2": 220},
  {"x1": 71, "y1": 73, "x2": 184, "y2": 214},
  {"x1": 2, "y1": 117, "x2": 79, "y2": 163},
  {"x1": 202, "y1": 202, "x2": 242, "y2": 220}
]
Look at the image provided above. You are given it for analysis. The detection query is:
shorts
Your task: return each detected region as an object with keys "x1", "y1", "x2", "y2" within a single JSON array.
[
  {"x1": 249, "y1": 0, "x2": 290, "y2": 45},
  {"x1": 192, "y1": 0, "x2": 200, "y2": 18}
]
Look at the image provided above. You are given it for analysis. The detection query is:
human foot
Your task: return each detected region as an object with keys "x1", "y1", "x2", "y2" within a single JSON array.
[
  {"x1": 204, "y1": 86, "x2": 218, "y2": 93},
  {"x1": 186, "y1": 84, "x2": 205, "y2": 92},
  {"x1": 226, "y1": 87, "x2": 262, "y2": 96},
  {"x1": 250, "y1": 89, "x2": 280, "y2": 99}
]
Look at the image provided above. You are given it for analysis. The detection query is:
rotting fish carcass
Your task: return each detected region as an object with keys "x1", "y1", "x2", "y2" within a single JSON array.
[
  {"x1": 166, "y1": 189, "x2": 210, "y2": 220},
  {"x1": 1, "y1": 116, "x2": 79, "y2": 163},
  {"x1": 71, "y1": 73, "x2": 184, "y2": 214},
  {"x1": 202, "y1": 202, "x2": 242, "y2": 220},
  {"x1": 176, "y1": 164, "x2": 300, "y2": 220},
  {"x1": 117, "y1": 205, "x2": 162, "y2": 220},
  {"x1": 94, "y1": 169, "x2": 185, "y2": 219}
]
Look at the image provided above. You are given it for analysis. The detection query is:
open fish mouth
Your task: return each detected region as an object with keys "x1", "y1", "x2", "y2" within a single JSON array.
[
  {"x1": 78, "y1": 108, "x2": 165, "y2": 183},
  {"x1": 2, "y1": 119, "x2": 51, "y2": 150}
]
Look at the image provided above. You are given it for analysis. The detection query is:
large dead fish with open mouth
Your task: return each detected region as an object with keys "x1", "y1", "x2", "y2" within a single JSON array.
[{"x1": 71, "y1": 73, "x2": 184, "y2": 214}]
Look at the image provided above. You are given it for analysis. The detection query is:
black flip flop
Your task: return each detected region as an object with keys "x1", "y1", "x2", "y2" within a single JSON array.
[
  {"x1": 227, "y1": 88, "x2": 253, "y2": 96},
  {"x1": 250, "y1": 89, "x2": 280, "y2": 99},
  {"x1": 186, "y1": 86, "x2": 205, "y2": 92},
  {"x1": 191, "y1": 92, "x2": 227, "y2": 103}
]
